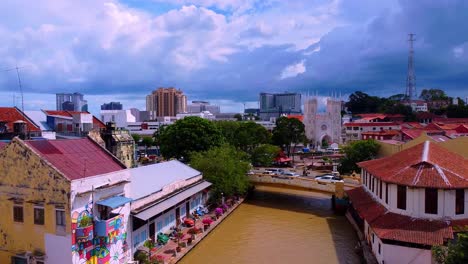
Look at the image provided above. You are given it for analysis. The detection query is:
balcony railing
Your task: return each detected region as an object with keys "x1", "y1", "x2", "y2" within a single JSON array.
[{"x1": 94, "y1": 214, "x2": 123, "y2": 237}]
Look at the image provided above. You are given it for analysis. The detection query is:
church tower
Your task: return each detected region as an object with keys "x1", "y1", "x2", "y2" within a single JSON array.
[{"x1": 303, "y1": 97, "x2": 318, "y2": 145}]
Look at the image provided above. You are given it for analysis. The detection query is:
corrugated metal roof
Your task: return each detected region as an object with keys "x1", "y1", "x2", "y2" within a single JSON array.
[
  {"x1": 130, "y1": 160, "x2": 201, "y2": 200},
  {"x1": 133, "y1": 181, "x2": 211, "y2": 220},
  {"x1": 96, "y1": 196, "x2": 132, "y2": 209},
  {"x1": 24, "y1": 138, "x2": 126, "y2": 180}
]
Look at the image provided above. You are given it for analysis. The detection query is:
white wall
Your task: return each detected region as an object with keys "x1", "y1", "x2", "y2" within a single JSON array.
[
  {"x1": 382, "y1": 243, "x2": 432, "y2": 264},
  {"x1": 45, "y1": 234, "x2": 72, "y2": 264},
  {"x1": 100, "y1": 110, "x2": 136, "y2": 128},
  {"x1": 362, "y1": 170, "x2": 468, "y2": 220}
]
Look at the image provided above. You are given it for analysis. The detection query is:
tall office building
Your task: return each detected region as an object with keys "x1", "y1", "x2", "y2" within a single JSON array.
[
  {"x1": 146, "y1": 87, "x2": 187, "y2": 118},
  {"x1": 56, "y1": 93, "x2": 88, "y2": 112},
  {"x1": 187, "y1": 101, "x2": 220, "y2": 114},
  {"x1": 259, "y1": 92, "x2": 301, "y2": 120},
  {"x1": 101, "y1": 102, "x2": 123, "y2": 110}
]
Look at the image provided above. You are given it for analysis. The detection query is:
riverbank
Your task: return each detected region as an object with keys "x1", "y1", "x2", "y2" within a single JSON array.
[
  {"x1": 150, "y1": 197, "x2": 245, "y2": 264},
  {"x1": 179, "y1": 186, "x2": 361, "y2": 264}
]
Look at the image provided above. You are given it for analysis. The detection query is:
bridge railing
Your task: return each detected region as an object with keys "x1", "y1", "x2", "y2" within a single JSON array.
[{"x1": 248, "y1": 174, "x2": 340, "y2": 194}]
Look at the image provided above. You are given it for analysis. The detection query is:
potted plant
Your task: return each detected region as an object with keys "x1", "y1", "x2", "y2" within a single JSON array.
[
  {"x1": 175, "y1": 231, "x2": 184, "y2": 252},
  {"x1": 221, "y1": 203, "x2": 229, "y2": 212},
  {"x1": 215, "y1": 207, "x2": 223, "y2": 217},
  {"x1": 188, "y1": 227, "x2": 200, "y2": 241},
  {"x1": 202, "y1": 218, "x2": 213, "y2": 231}
]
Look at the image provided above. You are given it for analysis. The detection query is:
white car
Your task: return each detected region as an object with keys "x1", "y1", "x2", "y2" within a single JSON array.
[
  {"x1": 315, "y1": 175, "x2": 344, "y2": 184},
  {"x1": 281, "y1": 171, "x2": 300, "y2": 177}
]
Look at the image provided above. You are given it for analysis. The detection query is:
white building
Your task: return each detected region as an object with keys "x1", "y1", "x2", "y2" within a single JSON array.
[
  {"x1": 344, "y1": 122, "x2": 401, "y2": 142},
  {"x1": 303, "y1": 97, "x2": 342, "y2": 147},
  {"x1": 129, "y1": 161, "x2": 211, "y2": 251},
  {"x1": 348, "y1": 141, "x2": 468, "y2": 264},
  {"x1": 100, "y1": 110, "x2": 137, "y2": 128},
  {"x1": 176, "y1": 111, "x2": 215, "y2": 120},
  {"x1": 23, "y1": 110, "x2": 57, "y2": 139}
]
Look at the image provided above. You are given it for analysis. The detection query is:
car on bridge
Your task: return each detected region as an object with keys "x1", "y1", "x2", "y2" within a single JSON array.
[{"x1": 315, "y1": 174, "x2": 344, "y2": 184}]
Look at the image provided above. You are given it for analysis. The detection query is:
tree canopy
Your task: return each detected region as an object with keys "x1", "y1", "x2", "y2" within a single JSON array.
[
  {"x1": 345, "y1": 91, "x2": 385, "y2": 114},
  {"x1": 251, "y1": 144, "x2": 280, "y2": 167},
  {"x1": 433, "y1": 232, "x2": 468, "y2": 264},
  {"x1": 272, "y1": 117, "x2": 305, "y2": 156},
  {"x1": 190, "y1": 145, "x2": 251, "y2": 200},
  {"x1": 420, "y1": 88, "x2": 449, "y2": 101},
  {"x1": 234, "y1": 122, "x2": 271, "y2": 154},
  {"x1": 339, "y1": 139, "x2": 380, "y2": 174},
  {"x1": 158, "y1": 116, "x2": 224, "y2": 160}
]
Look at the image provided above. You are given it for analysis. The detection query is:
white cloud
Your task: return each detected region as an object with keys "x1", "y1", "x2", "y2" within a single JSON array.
[{"x1": 280, "y1": 60, "x2": 306, "y2": 79}]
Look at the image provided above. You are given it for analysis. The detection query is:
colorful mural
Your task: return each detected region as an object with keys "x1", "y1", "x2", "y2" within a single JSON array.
[{"x1": 71, "y1": 205, "x2": 128, "y2": 264}]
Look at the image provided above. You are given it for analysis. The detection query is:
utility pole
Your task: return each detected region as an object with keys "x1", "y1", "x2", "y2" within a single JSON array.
[{"x1": 406, "y1": 33, "x2": 416, "y2": 101}]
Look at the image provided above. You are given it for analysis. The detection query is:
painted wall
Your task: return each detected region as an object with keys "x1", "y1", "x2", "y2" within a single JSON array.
[
  {"x1": 45, "y1": 234, "x2": 72, "y2": 264},
  {"x1": 0, "y1": 138, "x2": 71, "y2": 263},
  {"x1": 69, "y1": 170, "x2": 131, "y2": 264}
]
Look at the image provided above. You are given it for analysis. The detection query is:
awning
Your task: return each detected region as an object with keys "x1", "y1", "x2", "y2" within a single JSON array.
[
  {"x1": 96, "y1": 196, "x2": 132, "y2": 209},
  {"x1": 133, "y1": 181, "x2": 212, "y2": 221}
]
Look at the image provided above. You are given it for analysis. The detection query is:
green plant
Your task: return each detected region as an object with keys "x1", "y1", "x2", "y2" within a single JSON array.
[{"x1": 78, "y1": 215, "x2": 93, "y2": 228}]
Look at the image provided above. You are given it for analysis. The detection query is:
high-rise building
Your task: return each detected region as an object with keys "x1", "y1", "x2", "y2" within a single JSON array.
[
  {"x1": 56, "y1": 92, "x2": 88, "y2": 112},
  {"x1": 101, "y1": 102, "x2": 123, "y2": 110},
  {"x1": 259, "y1": 92, "x2": 301, "y2": 120},
  {"x1": 146, "y1": 87, "x2": 187, "y2": 117},
  {"x1": 187, "y1": 101, "x2": 220, "y2": 114}
]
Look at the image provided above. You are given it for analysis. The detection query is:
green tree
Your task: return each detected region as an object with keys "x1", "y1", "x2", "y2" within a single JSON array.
[
  {"x1": 339, "y1": 139, "x2": 380, "y2": 174},
  {"x1": 272, "y1": 117, "x2": 305, "y2": 156},
  {"x1": 234, "y1": 122, "x2": 271, "y2": 154},
  {"x1": 141, "y1": 136, "x2": 154, "y2": 150},
  {"x1": 345, "y1": 91, "x2": 384, "y2": 114},
  {"x1": 131, "y1": 134, "x2": 141, "y2": 144},
  {"x1": 214, "y1": 121, "x2": 241, "y2": 146},
  {"x1": 158, "y1": 117, "x2": 224, "y2": 160},
  {"x1": 433, "y1": 232, "x2": 468, "y2": 264},
  {"x1": 251, "y1": 144, "x2": 280, "y2": 167},
  {"x1": 190, "y1": 145, "x2": 251, "y2": 200},
  {"x1": 420, "y1": 88, "x2": 448, "y2": 101}
]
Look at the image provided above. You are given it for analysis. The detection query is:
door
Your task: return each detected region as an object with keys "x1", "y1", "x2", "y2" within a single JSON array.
[
  {"x1": 175, "y1": 207, "x2": 181, "y2": 227},
  {"x1": 149, "y1": 222, "x2": 155, "y2": 240},
  {"x1": 186, "y1": 201, "x2": 190, "y2": 218}
]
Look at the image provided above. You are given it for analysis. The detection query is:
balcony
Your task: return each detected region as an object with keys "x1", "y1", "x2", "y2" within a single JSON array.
[{"x1": 95, "y1": 214, "x2": 123, "y2": 237}]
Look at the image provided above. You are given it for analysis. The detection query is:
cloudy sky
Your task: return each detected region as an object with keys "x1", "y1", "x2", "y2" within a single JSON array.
[{"x1": 0, "y1": 0, "x2": 467, "y2": 114}]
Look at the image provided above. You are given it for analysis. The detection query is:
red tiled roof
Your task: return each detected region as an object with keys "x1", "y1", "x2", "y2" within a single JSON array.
[
  {"x1": 400, "y1": 129, "x2": 443, "y2": 139},
  {"x1": 402, "y1": 122, "x2": 425, "y2": 129},
  {"x1": 24, "y1": 138, "x2": 125, "y2": 180},
  {"x1": 358, "y1": 141, "x2": 468, "y2": 188},
  {"x1": 0, "y1": 107, "x2": 41, "y2": 132},
  {"x1": 347, "y1": 187, "x2": 454, "y2": 245},
  {"x1": 287, "y1": 115, "x2": 303, "y2": 122},
  {"x1": 43, "y1": 110, "x2": 105, "y2": 129},
  {"x1": 356, "y1": 113, "x2": 404, "y2": 118},
  {"x1": 455, "y1": 125, "x2": 468, "y2": 133},
  {"x1": 344, "y1": 122, "x2": 398, "y2": 127},
  {"x1": 433, "y1": 117, "x2": 468, "y2": 123}
]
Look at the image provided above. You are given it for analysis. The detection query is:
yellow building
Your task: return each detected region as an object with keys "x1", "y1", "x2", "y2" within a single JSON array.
[{"x1": 0, "y1": 138, "x2": 127, "y2": 264}]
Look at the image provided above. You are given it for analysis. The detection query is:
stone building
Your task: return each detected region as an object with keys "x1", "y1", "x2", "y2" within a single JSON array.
[{"x1": 303, "y1": 97, "x2": 342, "y2": 147}]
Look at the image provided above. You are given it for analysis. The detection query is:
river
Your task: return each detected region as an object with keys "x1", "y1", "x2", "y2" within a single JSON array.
[{"x1": 179, "y1": 185, "x2": 361, "y2": 264}]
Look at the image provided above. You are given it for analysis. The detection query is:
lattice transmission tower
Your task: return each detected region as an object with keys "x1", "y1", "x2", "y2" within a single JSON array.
[{"x1": 405, "y1": 33, "x2": 416, "y2": 100}]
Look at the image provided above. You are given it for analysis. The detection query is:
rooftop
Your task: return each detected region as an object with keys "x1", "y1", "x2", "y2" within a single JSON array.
[
  {"x1": 42, "y1": 110, "x2": 105, "y2": 128},
  {"x1": 0, "y1": 107, "x2": 41, "y2": 132},
  {"x1": 344, "y1": 122, "x2": 398, "y2": 127},
  {"x1": 358, "y1": 141, "x2": 468, "y2": 188},
  {"x1": 130, "y1": 160, "x2": 201, "y2": 200},
  {"x1": 24, "y1": 138, "x2": 126, "y2": 180},
  {"x1": 347, "y1": 187, "x2": 454, "y2": 246}
]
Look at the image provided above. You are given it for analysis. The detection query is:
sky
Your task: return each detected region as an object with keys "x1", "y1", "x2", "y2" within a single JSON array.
[{"x1": 0, "y1": 0, "x2": 468, "y2": 115}]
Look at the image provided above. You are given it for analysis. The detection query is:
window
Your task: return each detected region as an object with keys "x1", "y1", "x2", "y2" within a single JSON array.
[
  {"x1": 157, "y1": 221, "x2": 163, "y2": 233},
  {"x1": 13, "y1": 204, "x2": 24, "y2": 223},
  {"x1": 11, "y1": 256, "x2": 27, "y2": 264},
  {"x1": 378, "y1": 243, "x2": 381, "y2": 254},
  {"x1": 372, "y1": 233, "x2": 375, "y2": 243},
  {"x1": 34, "y1": 207, "x2": 45, "y2": 225},
  {"x1": 385, "y1": 183, "x2": 389, "y2": 204},
  {"x1": 456, "y1": 189, "x2": 465, "y2": 215},
  {"x1": 379, "y1": 180, "x2": 383, "y2": 199},
  {"x1": 56, "y1": 209, "x2": 65, "y2": 226},
  {"x1": 425, "y1": 188, "x2": 438, "y2": 214},
  {"x1": 397, "y1": 185, "x2": 406, "y2": 210},
  {"x1": 372, "y1": 178, "x2": 375, "y2": 193}
]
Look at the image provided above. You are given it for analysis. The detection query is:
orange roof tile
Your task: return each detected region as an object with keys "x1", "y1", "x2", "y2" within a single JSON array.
[
  {"x1": 0, "y1": 107, "x2": 41, "y2": 132},
  {"x1": 344, "y1": 122, "x2": 398, "y2": 127},
  {"x1": 358, "y1": 141, "x2": 468, "y2": 188},
  {"x1": 347, "y1": 187, "x2": 454, "y2": 246}
]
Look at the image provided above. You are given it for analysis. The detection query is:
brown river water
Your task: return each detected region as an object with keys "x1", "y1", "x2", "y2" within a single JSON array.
[{"x1": 179, "y1": 185, "x2": 361, "y2": 264}]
